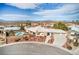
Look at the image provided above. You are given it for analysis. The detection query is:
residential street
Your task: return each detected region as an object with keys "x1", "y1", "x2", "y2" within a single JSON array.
[{"x1": 0, "y1": 42, "x2": 72, "y2": 55}]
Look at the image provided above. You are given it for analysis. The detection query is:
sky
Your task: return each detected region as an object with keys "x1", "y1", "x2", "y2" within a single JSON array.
[{"x1": 0, "y1": 3, "x2": 79, "y2": 22}]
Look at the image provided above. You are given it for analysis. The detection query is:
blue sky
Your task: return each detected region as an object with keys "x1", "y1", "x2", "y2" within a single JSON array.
[{"x1": 0, "y1": 3, "x2": 79, "y2": 21}]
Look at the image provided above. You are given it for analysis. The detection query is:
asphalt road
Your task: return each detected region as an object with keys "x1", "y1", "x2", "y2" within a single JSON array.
[{"x1": 0, "y1": 42, "x2": 72, "y2": 55}]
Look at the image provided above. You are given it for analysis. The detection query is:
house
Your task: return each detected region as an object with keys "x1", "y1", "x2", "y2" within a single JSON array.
[
  {"x1": 0, "y1": 26, "x2": 21, "y2": 40},
  {"x1": 24, "y1": 26, "x2": 66, "y2": 34},
  {"x1": 67, "y1": 25, "x2": 79, "y2": 47},
  {"x1": 24, "y1": 26, "x2": 67, "y2": 47},
  {"x1": 4, "y1": 26, "x2": 21, "y2": 31}
]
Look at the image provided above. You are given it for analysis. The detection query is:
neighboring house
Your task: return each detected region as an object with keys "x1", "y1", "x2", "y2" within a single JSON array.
[
  {"x1": 68, "y1": 25, "x2": 79, "y2": 32},
  {"x1": 67, "y1": 25, "x2": 79, "y2": 46},
  {"x1": 0, "y1": 26, "x2": 21, "y2": 44},
  {"x1": 4, "y1": 27, "x2": 21, "y2": 31}
]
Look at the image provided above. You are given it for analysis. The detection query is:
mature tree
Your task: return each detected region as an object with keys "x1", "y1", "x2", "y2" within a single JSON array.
[
  {"x1": 53, "y1": 22, "x2": 68, "y2": 31},
  {"x1": 26, "y1": 22, "x2": 31, "y2": 26},
  {"x1": 72, "y1": 20, "x2": 79, "y2": 25}
]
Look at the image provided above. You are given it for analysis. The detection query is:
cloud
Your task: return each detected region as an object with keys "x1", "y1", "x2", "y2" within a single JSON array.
[
  {"x1": 34, "y1": 4, "x2": 79, "y2": 15},
  {"x1": 0, "y1": 14, "x2": 30, "y2": 21},
  {"x1": 34, "y1": 4, "x2": 79, "y2": 21},
  {"x1": 0, "y1": 3, "x2": 79, "y2": 21},
  {"x1": 6, "y1": 3, "x2": 38, "y2": 9}
]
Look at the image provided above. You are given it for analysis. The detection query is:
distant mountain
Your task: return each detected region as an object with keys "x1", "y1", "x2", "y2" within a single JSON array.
[
  {"x1": 0, "y1": 19, "x2": 5, "y2": 22},
  {"x1": 0, "y1": 19, "x2": 78, "y2": 22}
]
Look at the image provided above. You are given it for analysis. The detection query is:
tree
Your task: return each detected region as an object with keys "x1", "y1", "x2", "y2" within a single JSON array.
[
  {"x1": 26, "y1": 22, "x2": 31, "y2": 26},
  {"x1": 76, "y1": 20, "x2": 79, "y2": 25},
  {"x1": 21, "y1": 26, "x2": 24, "y2": 30},
  {"x1": 53, "y1": 22, "x2": 68, "y2": 31},
  {"x1": 72, "y1": 20, "x2": 79, "y2": 25}
]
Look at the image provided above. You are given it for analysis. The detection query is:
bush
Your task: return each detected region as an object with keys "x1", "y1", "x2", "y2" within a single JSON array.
[{"x1": 67, "y1": 45, "x2": 72, "y2": 50}]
